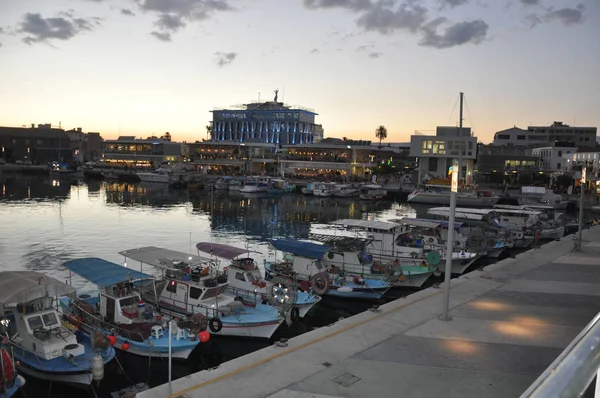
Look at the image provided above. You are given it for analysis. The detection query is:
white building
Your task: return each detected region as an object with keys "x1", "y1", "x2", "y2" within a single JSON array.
[
  {"x1": 532, "y1": 146, "x2": 575, "y2": 172},
  {"x1": 563, "y1": 151, "x2": 600, "y2": 172},
  {"x1": 410, "y1": 126, "x2": 477, "y2": 183},
  {"x1": 493, "y1": 122, "x2": 596, "y2": 147}
]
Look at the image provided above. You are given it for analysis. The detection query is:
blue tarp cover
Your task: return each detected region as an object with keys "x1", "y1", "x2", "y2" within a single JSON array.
[
  {"x1": 64, "y1": 258, "x2": 154, "y2": 287},
  {"x1": 270, "y1": 239, "x2": 330, "y2": 259}
]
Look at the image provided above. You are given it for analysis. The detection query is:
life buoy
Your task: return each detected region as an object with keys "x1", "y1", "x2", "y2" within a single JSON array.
[
  {"x1": 427, "y1": 238, "x2": 434, "y2": 243},
  {"x1": 516, "y1": 232, "x2": 524, "y2": 239},
  {"x1": 208, "y1": 317, "x2": 223, "y2": 333},
  {"x1": 0, "y1": 348, "x2": 16, "y2": 390},
  {"x1": 310, "y1": 273, "x2": 331, "y2": 296},
  {"x1": 290, "y1": 307, "x2": 300, "y2": 322},
  {"x1": 433, "y1": 268, "x2": 442, "y2": 277}
]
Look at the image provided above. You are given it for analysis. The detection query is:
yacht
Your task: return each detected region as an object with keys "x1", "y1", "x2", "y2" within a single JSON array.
[
  {"x1": 519, "y1": 186, "x2": 569, "y2": 209},
  {"x1": 240, "y1": 176, "x2": 269, "y2": 193},
  {"x1": 333, "y1": 184, "x2": 360, "y2": 198},
  {"x1": 136, "y1": 167, "x2": 171, "y2": 183}
]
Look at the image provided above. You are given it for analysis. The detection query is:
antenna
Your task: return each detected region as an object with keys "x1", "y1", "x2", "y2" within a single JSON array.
[{"x1": 282, "y1": 84, "x2": 285, "y2": 103}]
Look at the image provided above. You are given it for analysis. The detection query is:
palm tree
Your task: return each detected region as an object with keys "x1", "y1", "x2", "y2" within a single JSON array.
[
  {"x1": 375, "y1": 125, "x2": 387, "y2": 149},
  {"x1": 205, "y1": 124, "x2": 212, "y2": 141}
]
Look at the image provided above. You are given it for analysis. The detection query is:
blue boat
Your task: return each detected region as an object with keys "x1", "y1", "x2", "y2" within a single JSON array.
[
  {"x1": 196, "y1": 242, "x2": 322, "y2": 319},
  {"x1": 118, "y1": 247, "x2": 285, "y2": 339},
  {"x1": 62, "y1": 258, "x2": 202, "y2": 359},
  {"x1": 0, "y1": 348, "x2": 26, "y2": 398},
  {"x1": 0, "y1": 271, "x2": 115, "y2": 388},
  {"x1": 266, "y1": 239, "x2": 393, "y2": 300}
]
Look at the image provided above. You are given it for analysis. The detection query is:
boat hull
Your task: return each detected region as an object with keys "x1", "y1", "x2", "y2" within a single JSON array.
[
  {"x1": 327, "y1": 286, "x2": 390, "y2": 300},
  {"x1": 3, "y1": 375, "x2": 25, "y2": 398}
]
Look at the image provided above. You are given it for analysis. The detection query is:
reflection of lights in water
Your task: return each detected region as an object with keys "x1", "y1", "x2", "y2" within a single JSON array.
[
  {"x1": 2, "y1": 184, "x2": 5, "y2": 197},
  {"x1": 468, "y1": 300, "x2": 508, "y2": 311},
  {"x1": 52, "y1": 180, "x2": 60, "y2": 187},
  {"x1": 442, "y1": 339, "x2": 480, "y2": 355},
  {"x1": 27, "y1": 186, "x2": 30, "y2": 200}
]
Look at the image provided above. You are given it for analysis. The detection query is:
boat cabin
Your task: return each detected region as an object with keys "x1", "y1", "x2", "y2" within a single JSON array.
[{"x1": 269, "y1": 239, "x2": 330, "y2": 279}]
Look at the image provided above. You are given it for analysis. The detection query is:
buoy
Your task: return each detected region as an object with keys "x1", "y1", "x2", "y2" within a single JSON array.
[
  {"x1": 0, "y1": 348, "x2": 16, "y2": 389},
  {"x1": 398, "y1": 275, "x2": 406, "y2": 282},
  {"x1": 106, "y1": 335, "x2": 116, "y2": 346},
  {"x1": 198, "y1": 330, "x2": 210, "y2": 343},
  {"x1": 208, "y1": 318, "x2": 223, "y2": 333},
  {"x1": 120, "y1": 342, "x2": 130, "y2": 351},
  {"x1": 433, "y1": 268, "x2": 442, "y2": 277},
  {"x1": 92, "y1": 353, "x2": 104, "y2": 382}
]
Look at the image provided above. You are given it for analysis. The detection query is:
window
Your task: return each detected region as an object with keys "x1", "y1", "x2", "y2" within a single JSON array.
[
  {"x1": 517, "y1": 135, "x2": 526, "y2": 140},
  {"x1": 428, "y1": 157, "x2": 438, "y2": 172},
  {"x1": 557, "y1": 163, "x2": 561, "y2": 170},
  {"x1": 42, "y1": 312, "x2": 58, "y2": 327},
  {"x1": 37, "y1": 140, "x2": 43, "y2": 145},
  {"x1": 190, "y1": 287, "x2": 203, "y2": 299},
  {"x1": 558, "y1": 151, "x2": 562, "y2": 157},
  {"x1": 235, "y1": 272, "x2": 245, "y2": 281},
  {"x1": 497, "y1": 134, "x2": 510, "y2": 140},
  {"x1": 246, "y1": 272, "x2": 257, "y2": 282},
  {"x1": 120, "y1": 296, "x2": 136, "y2": 307},
  {"x1": 27, "y1": 316, "x2": 43, "y2": 331},
  {"x1": 166, "y1": 280, "x2": 177, "y2": 293}
]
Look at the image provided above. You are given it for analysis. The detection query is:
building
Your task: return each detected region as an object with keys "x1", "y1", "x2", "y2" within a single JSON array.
[
  {"x1": 563, "y1": 146, "x2": 600, "y2": 174},
  {"x1": 210, "y1": 97, "x2": 324, "y2": 145},
  {"x1": 410, "y1": 126, "x2": 477, "y2": 183},
  {"x1": 493, "y1": 122, "x2": 597, "y2": 147},
  {"x1": 280, "y1": 138, "x2": 374, "y2": 178},
  {"x1": 101, "y1": 136, "x2": 183, "y2": 168},
  {"x1": 532, "y1": 145, "x2": 576, "y2": 173},
  {"x1": 0, "y1": 124, "x2": 73, "y2": 164},
  {"x1": 65, "y1": 128, "x2": 104, "y2": 162}
]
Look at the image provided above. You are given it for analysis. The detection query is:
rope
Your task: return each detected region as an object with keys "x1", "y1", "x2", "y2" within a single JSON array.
[{"x1": 446, "y1": 93, "x2": 460, "y2": 125}]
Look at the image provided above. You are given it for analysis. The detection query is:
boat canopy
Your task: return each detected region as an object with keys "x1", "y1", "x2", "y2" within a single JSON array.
[
  {"x1": 395, "y1": 217, "x2": 463, "y2": 229},
  {"x1": 0, "y1": 271, "x2": 76, "y2": 306},
  {"x1": 195, "y1": 242, "x2": 253, "y2": 260},
  {"x1": 330, "y1": 219, "x2": 398, "y2": 232},
  {"x1": 64, "y1": 258, "x2": 154, "y2": 288},
  {"x1": 428, "y1": 207, "x2": 496, "y2": 215},
  {"x1": 118, "y1": 246, "x2": 212, "y2": 270},
  {"x1": 270, "y1": 239, "x2": 330, "y2": 259}
]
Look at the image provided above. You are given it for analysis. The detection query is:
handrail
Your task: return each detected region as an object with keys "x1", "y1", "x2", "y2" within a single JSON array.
[{"x1": 520, "y1": 311, "x2": 600, "y2": 397}]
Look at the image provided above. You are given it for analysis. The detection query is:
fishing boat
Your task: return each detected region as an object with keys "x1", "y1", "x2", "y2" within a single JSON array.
[
  {"x1": 0, "y1": 348, "x2": 26, "y2": 397},
  {"x1": 312, "y1": 182, "x2": 337, "y2": 197},
  {"x1": 359, "y1": 184, "x2": 387, "y2": 201},
  {"x1": 494, "y1": 204, "x2": 565, "y2": 241},
  {"x1": 0, "y1": 271, "x2": 114, "y2": 388},
  {"x1": 519, "y1": 186, "x2": 569, "y2": 209},
  {"x1": 491, "y1": 207, "x2": 543, "y2": 249},
  {"x1": 266, "y1": 239, "x2": 392, "y2": 300},
  {"x1": 333, "y1": 184, "x2": 360, "y2": 198},
  {"x1": 118, "y1": 247, "x2": 285, "y2": 339},
  {"x1": 61, "y1": 258, "x2": 202, "y2": 359},
  {"x1": 408, "y1": 184, "x2": 499, "y2": 207},
  {"x1": 195, "y1": 242, "x2": 321, "y2": 318},
  {"x1": 324, "y1": 219, "x2": 435, "y2": 286},
  {"x1": 240, "y1": 176, "x2": 269, "y2": 193}
]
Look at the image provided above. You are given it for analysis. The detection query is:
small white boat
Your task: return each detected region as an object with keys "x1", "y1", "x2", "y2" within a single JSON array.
[
  {"x1": 359, "y1": 184, "x2": 387, "y2": 201},
  {"x1": 313, "y1": 182, "x2": 337, "y2": 197},
  {"x1": 136, "y1": 168, "x2": 170, "y2": 183},
  {"x1": 240, "y1": 177, "x2": 269, "y2": 193}
]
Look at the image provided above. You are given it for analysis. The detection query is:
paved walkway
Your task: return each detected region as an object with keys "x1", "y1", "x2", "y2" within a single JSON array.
[{"x1": 140, "y1": 228, "x2": 600, "y2": 398}]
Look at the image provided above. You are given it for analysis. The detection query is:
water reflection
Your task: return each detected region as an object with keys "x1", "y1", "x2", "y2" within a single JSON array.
[
  {"x1": 0, "y1": 173, "x2": 72, "y2": 201},
  {"x1": 104, "y1": 182, "x2": 190, "y2": 208}
]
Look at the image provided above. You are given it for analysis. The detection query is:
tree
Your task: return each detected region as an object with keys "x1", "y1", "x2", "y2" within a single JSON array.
[
  {"x1": 375, "y1": 125, "x2": 387, "y2": 149},
  {"x1": 206, "y1": 125, "x2": 212, "y2": 141},
  {"x1": 161, "y1": 132, "x2": 172, "y2": 141}
]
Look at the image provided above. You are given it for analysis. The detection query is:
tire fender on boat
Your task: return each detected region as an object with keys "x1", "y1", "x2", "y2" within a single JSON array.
[
  {"x1": 516, "y1": 231, "x2": 524, "y2": 239},
  {"x1": 311, "y1": 272, "x2": 331, "y2": 296},
  {"x1": 208, "y1": 317, "x2": 223, "y2": 333}
]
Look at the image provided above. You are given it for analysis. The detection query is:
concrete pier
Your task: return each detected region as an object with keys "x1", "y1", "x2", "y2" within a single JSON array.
[{"x1": 140, "y1": 228, "x2": 600, "y2": 398}]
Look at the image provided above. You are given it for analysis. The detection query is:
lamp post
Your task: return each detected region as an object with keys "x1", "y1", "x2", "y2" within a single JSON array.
[
  {"x1": 168, "y1": 319, "x2": 177, "y2": 397},
  {"x1": 442, "y1": 159, "x2": 459, "y2": 321},
  {"x1": 578, "y1": 167, "x2": 586, "y2": 251}
]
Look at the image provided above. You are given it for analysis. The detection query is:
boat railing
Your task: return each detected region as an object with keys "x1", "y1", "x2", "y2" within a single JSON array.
[
  {"x1": 66, "y1": 300, "x2": 147, "y2": 343},
  {"x1": 520, "y1": 311, "x2": 600, "y2": 398}
]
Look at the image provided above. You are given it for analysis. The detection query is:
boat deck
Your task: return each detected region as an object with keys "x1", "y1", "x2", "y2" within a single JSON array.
[{"x1": 139, "y1": 227, "x2": 600, "y2": 398}]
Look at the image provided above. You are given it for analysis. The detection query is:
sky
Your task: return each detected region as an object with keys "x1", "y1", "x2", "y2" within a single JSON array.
[{"x1": 0, "y1": 0, "x2": 598, "y2": 144}]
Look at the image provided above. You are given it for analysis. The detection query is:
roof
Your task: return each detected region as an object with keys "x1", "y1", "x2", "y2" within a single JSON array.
[
  {"x1": 330, "y1": 219, "x2": 399, "y2": 231},
  {"x1": 63, "y1": 258, "x2": 154, "y2": 288},
  {"x1": 428, "y1": 207, "x2": 495, "y2": 215},
  {"x1": 118, "y1": 247, "x2": 212, "y2": 269},
  {"x1": 270, "y1": 239, "x2": 330, "y2": 259},
  {"x1": 395, "y1": 218, "x2": 441, "y2": 229},
  {"x1": 0, "y1": 271, "x2": 76, "y2": 305},
  {"x1": 196, "y1": 242, "x2": 252, "y2": 260}
]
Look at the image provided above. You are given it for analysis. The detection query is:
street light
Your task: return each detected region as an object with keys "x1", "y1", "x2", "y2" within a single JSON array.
[{"x1": 442, "y1": 159, "x2": 459, "y2": 321}]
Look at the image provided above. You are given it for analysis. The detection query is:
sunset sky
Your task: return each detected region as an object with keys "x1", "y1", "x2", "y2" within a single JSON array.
[{"x1": 0, "y1": 0, "x2": 598, "y2": 144}]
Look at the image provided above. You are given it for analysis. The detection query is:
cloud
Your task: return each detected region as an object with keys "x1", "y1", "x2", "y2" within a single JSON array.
[
  {"x1": 19, "y1": 12, "x2": 99, "y2": 45},
  {"x1": 121, "y1": 9, "x2": 135, "y2": 16},
  {"x1": 303, "y1": 0, "x2": 373, "y2": 11},
  {"x1": 368, "y1": 51, "x2": 382, "y2": 58},
  {"x1": 420, "y1": 18, "x2": 488, "y2": 48},
  {"x1": 151, "y1": 31, "x2": 172, "y2": 41},
  {"x1": 214, "y1": 52, "x2": 237, "y2": 67},
  {"x1": 356, "y1": 2, "x2": 428, "y2": 34},
  {"x1": 545, "y1": 5, "x2": 584, "y2": 25},
  {"x1": 438, "y1": 0, "x2": 468, "y2": 7},
  {"x1": 310, "y1": 48, "x2": 319, "y2": 53},
  {"x1": 155, "y1": 13, "x2": 186, "y2": 31},
  {"x1": 519, "y1": 0, "x2": 539, "y2": 5},
  {"x1": 356, "y1": 43, "x2": 374, "y2": 51}
]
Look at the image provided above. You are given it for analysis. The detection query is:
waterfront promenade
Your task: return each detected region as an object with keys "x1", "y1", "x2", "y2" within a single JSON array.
[{"x1": 140, "y1": 227, "x2": 600, "y2": 398}]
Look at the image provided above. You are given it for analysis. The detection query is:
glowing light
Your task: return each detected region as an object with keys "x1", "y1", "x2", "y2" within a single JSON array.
[
  {"x1": 442, "y1": 339, "x2": 480, "y2": 355},
  {"x1": 468, "y1": 300, "x2": 508, "y2": 311}
]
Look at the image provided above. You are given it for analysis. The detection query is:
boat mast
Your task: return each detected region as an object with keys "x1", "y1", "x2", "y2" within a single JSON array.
[{"x1": 458, "y1": 92, "x2": 464, "y2": 187}]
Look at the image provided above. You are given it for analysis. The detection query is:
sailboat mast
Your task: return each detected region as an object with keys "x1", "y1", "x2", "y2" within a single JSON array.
[{"x1": 458, "y1": 92, "x2": 464, "y2": 186}]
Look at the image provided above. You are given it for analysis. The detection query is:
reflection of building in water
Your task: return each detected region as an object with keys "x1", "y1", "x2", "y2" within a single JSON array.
[
  {"x1": 0, "y1": 174, "x2": 72, "y2": 201},
  {"x1": 104, "y1": 182, "x2": 189, "y2": 207},
  {"x1": 191, "y1": 192, "x2": 393, "y2": 240}
]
